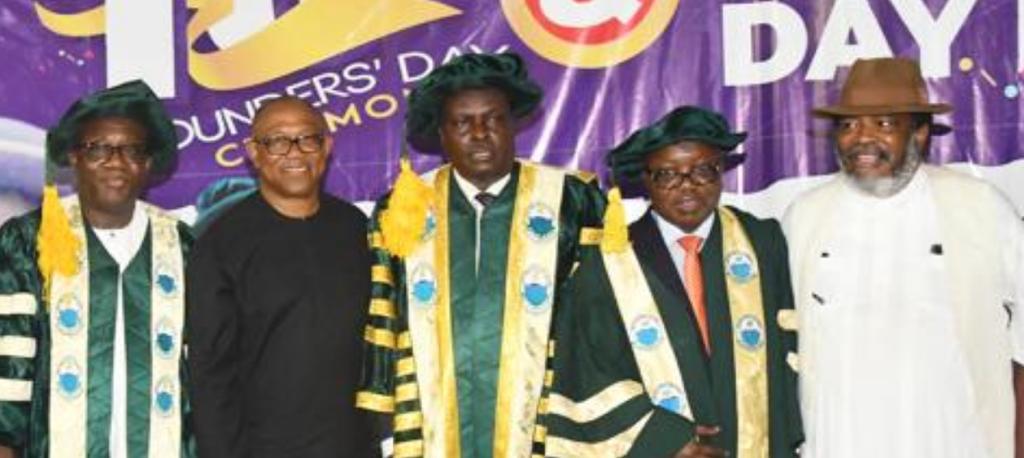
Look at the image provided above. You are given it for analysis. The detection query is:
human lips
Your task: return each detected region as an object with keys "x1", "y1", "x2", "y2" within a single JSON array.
[
  {"x1": 673, "y1": 194, "x2": 704, "y2": 213},
  {"x1": 278, "y1": 160, "x2": 311, "y2": 173},
  {"x1": 844, "y1": 144, "x2": 891, "y2": 169},
  {"x1": 99, "y1": 174, "x2": 130, "y2": 189}
]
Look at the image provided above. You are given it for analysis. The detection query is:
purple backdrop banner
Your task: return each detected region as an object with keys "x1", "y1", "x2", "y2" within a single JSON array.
[{"x1": 1, "y1": 0, "x2": 1022, "y2": 220}]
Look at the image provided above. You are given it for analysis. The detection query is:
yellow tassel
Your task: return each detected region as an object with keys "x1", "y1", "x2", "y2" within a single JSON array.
[
  {"x1": 37, "y1": 185, "x2": 81, "y2": 302},
  {"x1": 380, "y1": 157, "x2": 434, "y2": 258},
  {"x1": 600, "y1": 187, "x2": 629, "y2": 253}
]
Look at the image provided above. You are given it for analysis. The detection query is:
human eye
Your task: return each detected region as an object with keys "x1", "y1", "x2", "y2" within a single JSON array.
[
  {"x1": 297, "y1": 134, "x2": 324, "y2": 151},
  {"x1": 81, "y1": 143, "x2": 112, "y2": 161},
  {"x1": 876, "y1": 117, "x2": 897, "y2": 130},
  {"x1": 693, "y1": 164, "x2": 721, "y2": 182},
  {"x1": 837, "y1": 119, "x2": 858, "y2": 132},
  {"x1": 264, "y1": 136, "x2": 291, "y2": 148},
  {"x1": 122, "y1": 144, "x2": 149, "y2": 161},
  {"x1": 651, "y1": 169, "x2": 677, "y2": 184}
]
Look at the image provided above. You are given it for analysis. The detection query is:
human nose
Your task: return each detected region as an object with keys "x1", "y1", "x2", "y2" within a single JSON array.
[{"x1": 468, "y1": 118, "x2": 488, "y2": 139}]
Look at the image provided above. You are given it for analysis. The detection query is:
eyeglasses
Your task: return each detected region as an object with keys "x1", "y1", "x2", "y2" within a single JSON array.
[
  {"x1": 250, "y1": 133, "x2": 325, "y2": 156},
  {"x1": 74, "y1": 142, "x2": 151, "y2": 164},
  {"x1": 646, "y1": 163, "x2": 722, "y2": 189}
]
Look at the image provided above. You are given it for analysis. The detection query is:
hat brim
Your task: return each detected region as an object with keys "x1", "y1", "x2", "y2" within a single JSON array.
[
  {"x1": 812, "y1": 103, "x2": 952, "y2": 117},
  {"x1": 813, "y1": 103, "x2": 953, "y2": 136},
  {"x1": 609, "y1": 132, "x2": 748, "y2": 183},
  {"x1": 404, "y1": 53, "x2": 543, "y2": 154},
  {"x1": 46, "y1": 81, "x2": 178, "y2": 173},
  {"x1": 406, "y1": 81, "x2": 542, "y2": 153}
]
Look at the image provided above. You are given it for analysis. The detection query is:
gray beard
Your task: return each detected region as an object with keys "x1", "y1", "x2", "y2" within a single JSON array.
[{"x1": 839, "y1": 139, "x2": 922, "y2": 198}]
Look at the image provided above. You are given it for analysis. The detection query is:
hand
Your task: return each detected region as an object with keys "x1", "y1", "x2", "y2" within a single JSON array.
[
  {"x1": 673, "y1": 425, "x2": 728, "y2": 458},
  {"x1": 0, "y1": 445, "x2": 15, "y2": 458}
]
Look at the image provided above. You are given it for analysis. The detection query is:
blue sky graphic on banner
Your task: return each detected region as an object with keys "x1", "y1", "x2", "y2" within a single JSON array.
[{"x1": 1, "y1": 0, "x2": 1023, "y2": 224}]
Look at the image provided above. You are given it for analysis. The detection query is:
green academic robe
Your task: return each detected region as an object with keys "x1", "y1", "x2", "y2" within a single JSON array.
[
  {"x1": 0, "y1": 205, "x2": 196, "y2": 457},
  {"x1": 546, "y1": 208, "x2": 802, "y2": 457},
  {"x1": 357, "y1": 161, "x2": 606, "y2": 458}
]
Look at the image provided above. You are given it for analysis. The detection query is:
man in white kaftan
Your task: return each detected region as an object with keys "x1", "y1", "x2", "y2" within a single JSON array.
[{"x1": 784, "y1": 57, "x2": 1024, "y2": 458}]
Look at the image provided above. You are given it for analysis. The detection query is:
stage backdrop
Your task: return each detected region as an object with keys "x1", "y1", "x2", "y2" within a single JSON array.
[{"x1": 2, "y1": 0, "x2": 1024, "y2": 225}]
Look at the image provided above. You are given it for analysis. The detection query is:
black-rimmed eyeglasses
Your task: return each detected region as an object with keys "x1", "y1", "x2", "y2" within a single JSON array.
[
  {"x1": 645, "y1": 163, "x2": 722, "y2": 189},
  {"x1": 250, "y1": 133, "x2": 325, "y2": 156}
]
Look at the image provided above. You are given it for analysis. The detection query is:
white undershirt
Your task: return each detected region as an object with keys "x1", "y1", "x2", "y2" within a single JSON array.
[
  {"x1": 652, "y1": 210, "x2": 714, "y2": 291},
  {"x1": 92, "y1": 203, "x2": 148, "y2": 458},
  {"x1": 451, "y1": 170, "x2": 511, "y2": 272}
]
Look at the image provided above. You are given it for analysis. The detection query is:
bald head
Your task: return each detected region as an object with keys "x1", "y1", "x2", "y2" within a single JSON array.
[{"x1": 252, "y1": 96, "x2": 327, "y2": 135}]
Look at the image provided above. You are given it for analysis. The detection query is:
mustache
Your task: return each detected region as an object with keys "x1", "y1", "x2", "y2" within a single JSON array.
[{"x1": 842, "y1": 143, "x2": 892, "y2": 162}]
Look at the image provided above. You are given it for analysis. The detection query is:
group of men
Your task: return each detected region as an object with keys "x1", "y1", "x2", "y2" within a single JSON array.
[{"x1": 0, "y1": 51, "x2": 1020, "y2": 458}]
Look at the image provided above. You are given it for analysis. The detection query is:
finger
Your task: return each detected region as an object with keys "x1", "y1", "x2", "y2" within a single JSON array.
[
  {"x1": 694, "y1": 444, "x2": 729, "y2": 457},
  {"x1": 693, "y1": 425, "x2": 721, "y2": 437}
]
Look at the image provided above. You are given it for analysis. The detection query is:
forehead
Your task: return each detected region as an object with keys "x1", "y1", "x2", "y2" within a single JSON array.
[
  {"x1": 76, "y1": 116, "x2": 147, "y2": 141},
  {"x1": 442, "y1": 87, "x2": 510, "y2": 115},
  {"x1": 252, "y1": 100, "x2": 324, "y2": 135},
  {"x1": 645, "y1": 141, "x2": 722, "y2": 166},
  {"x1": 835, "y1": 113, "x2": 913, "y2": 124}
]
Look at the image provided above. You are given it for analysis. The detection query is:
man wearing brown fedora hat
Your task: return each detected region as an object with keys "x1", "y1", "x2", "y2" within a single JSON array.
[{"x1": 784, "y1": 57, "x2": 1024, "y2": 458}]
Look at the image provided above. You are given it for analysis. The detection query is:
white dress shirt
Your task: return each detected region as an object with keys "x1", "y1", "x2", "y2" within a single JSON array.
[
  {"x1": 652, "y1": 210, "x2": 714, "y2": 291},
  {"x1": 451, "y1": 169, "x2": 512, "y2": 272}
]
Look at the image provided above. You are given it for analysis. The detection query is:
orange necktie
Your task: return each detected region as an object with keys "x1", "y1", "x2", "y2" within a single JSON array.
[{"x1": 679, "y1": 235, "x2": 710, "y2": 353}]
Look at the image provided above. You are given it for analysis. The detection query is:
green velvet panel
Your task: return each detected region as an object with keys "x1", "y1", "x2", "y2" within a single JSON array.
[
  {"x1": 84, "y1": 227, "x2": 116, "y2": 457},
  {"x1": 122, "y1": 230, "x2": 153, "y2": 458}
]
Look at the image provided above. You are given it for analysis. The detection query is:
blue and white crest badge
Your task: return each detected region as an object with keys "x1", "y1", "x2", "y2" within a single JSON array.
[
  {"x1": 409, "y1": 264, "x2": 438, "y2": 308},
  {"x1": 153, "y1": 376, "x2": 176, "y2": 417},
  {"x1": 725, "y1": 251, "x2": 757, "y2": 283},
  {"x1": 154, "y1": 261, "x2": 180, "y2": 299},
  {"x1": 521, "y1": 266, "x2": 553, "y2": 313},
  {"x1": 55, "y1": 293, "x2": 83, "y2": 335},
  {"x1": 422, "y1": 210, "x2": 437, "y2": 241},
  {"x1": 56, "y1": 357, "x2": 83, "y2": 399},
  {"x1": 735, "y1": 314, "x2": 765, "y2": 350},
  {"x1": 155, "y1": 318, "x2": 177, "y2": 359},
  {"x1": 652, "y1": 383, "x2": 686, "y2": 415},
  {"x1": 525, "y1": 202, "x2": 557, "y2": 242},
  {"x1": 629, "y1": 315, "x2": 664, "y2": 349}
]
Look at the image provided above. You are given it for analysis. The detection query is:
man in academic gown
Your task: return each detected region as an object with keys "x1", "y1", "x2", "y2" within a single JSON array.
[
  {"x1": 545, "y1": 106, "x2": 803, "y2": 457},
  {"x1": 355, "y1": 53, "x2": 606, "y2": 458},
  {"x1": 186, "y1": 96, "x2": 376, "y2": 457},
  {"x1": 0, "y1": 81, "x2": 196, "y2": 457}
]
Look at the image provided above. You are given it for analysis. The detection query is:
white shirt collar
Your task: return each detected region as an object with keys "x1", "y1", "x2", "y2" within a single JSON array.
[
  {"x1": 91, "y1": 201, "x2": 149, "y2": 269},
  {"x1": 451, "y1": 168, "x2": 512, "y2": 211},
  {"x1": 652, "y1": 208, "x2": 715, "y2": 250}
]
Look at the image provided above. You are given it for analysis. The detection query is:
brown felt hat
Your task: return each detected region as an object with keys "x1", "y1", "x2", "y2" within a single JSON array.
[{"x1": 813, "y1": 57, "x2": 952, "y2": 117}]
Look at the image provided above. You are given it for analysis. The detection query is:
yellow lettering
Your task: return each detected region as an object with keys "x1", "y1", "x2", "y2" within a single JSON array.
[{"x1": 214, "y1": 142, "x2": 245, "y2": 168}]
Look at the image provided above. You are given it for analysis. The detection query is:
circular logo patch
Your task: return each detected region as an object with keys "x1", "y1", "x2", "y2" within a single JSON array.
[
  {"x1": 525, "y1": 202, "x2": 557, "y2": 241},
  {"x1": 409, "y1": 264, "x2": 437, "y2": 308},
  {"x1": 735, "y1": 314, "x2": 765, "y2": 350},
  {"x1": 653, "y1": 383, "x2": 686, "y2": 415},
  {"x1": 521, "y1": 266, "x2": 553, "y2": 313},
  {"x1": 55, "y1": 293, "x2": 83, "y2": 335},
  {"x1": 725, "y1": 251, "x2": 757, "y2": 283},
  {"x1": 56, "y1": 357, "x2": 83, "y2": 399},
  {"x1": 629, "y1": 315, "x2": 663, "y2": 349},
  {"x1": 153, "y1": 376, "x2": 177, "y2": 417},
  {"x1": 422, "y1": 210, "x2": 437, "y2": 241},
  {"x1": 154, "y1": 261, "x2": 180, "y2": 298},
  {"x1": 502, "y1": 0, "x2": 681, "y2": 68},
  {"x1": 155, "y1": 318, "x2": 178, "y2": 359}
]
